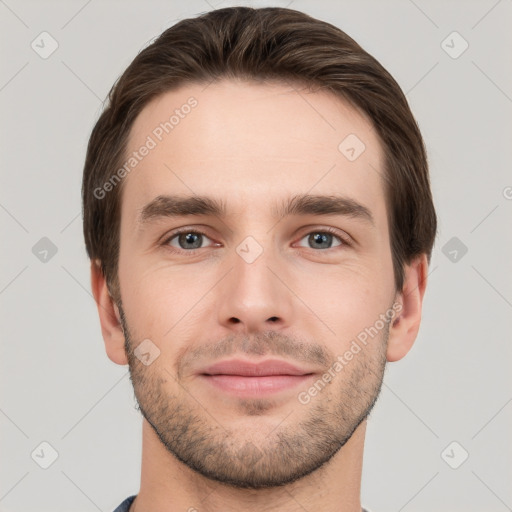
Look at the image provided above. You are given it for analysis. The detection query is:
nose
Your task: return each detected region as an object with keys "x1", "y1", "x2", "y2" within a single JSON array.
[{"x1": 216, "y1": 243, "x2": 295, "y2": 334}]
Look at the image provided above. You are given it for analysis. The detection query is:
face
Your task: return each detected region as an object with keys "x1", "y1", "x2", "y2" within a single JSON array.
[{"x1": 116, "y1": 79, "x2": 397, "y2": 488}]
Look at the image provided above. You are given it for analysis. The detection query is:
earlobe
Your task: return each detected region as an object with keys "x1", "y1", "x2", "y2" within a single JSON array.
[
  {"x1": 90, "y1": 260, "x2": 128, "y2": 366},
  {"x1": 386, "y1": 254, "x2": 429, "y2": 362}
]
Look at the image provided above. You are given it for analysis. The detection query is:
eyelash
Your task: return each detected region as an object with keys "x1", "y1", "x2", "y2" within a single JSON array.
[{"x1": 160, "y1": 226, "x2": 352, "y2": 255}]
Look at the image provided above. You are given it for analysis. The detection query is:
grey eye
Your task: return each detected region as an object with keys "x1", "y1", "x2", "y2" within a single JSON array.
[
  {"x1": 298, "y1": 232, "x2": 342, "y2": 250},
  {"x1": 168, "y1": 232, "x2": 211, "y2": 250}
]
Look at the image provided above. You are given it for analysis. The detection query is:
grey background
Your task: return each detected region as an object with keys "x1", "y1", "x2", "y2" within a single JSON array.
[{"x1": 1, "y1": 0, "x2": 511, "y2": 511}]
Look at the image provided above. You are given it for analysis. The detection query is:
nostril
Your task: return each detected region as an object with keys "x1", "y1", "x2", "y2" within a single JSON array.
[{"x1": 268, "y1": 316, "x2": 279, "y2": 322}]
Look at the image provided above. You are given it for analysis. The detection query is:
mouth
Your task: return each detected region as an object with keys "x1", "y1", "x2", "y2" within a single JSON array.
[{"x1": 197, "y1": 358, "x2": 316, "y2": 397}]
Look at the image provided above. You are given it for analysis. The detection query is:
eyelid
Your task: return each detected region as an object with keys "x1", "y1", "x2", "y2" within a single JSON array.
[
  {"x1": 159, "y1": 225, "x2": 353, "y2": 254},
  {"x1": 160, "y1": 227, "x2": 218, "y2": 252},
  {"x1": 294, "y1": 226, "x2": 353, "y2": 247}
]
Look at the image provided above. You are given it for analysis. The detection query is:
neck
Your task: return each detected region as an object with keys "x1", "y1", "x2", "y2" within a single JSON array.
[{"x1": 131, "y1": 419, "x2": 366, "y2": 512}]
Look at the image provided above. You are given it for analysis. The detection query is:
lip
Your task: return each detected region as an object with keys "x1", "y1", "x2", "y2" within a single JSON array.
[
  {"x1": 200, "y1": 358, "x2": 314, "y2": 377},
  {"x1": 198, "y1": 358, "x2": 316, "y2": 397}
]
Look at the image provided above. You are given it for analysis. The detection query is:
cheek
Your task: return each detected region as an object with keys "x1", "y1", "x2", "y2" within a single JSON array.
[
  {"x1": 293, "y1": 259, "x2": 393, "y2": 344},
  {"x1": 118, "y1": 259, "x2": 213, "y2": 339}
]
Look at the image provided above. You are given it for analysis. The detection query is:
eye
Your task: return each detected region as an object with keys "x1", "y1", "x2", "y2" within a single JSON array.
[
  {"x1": 296, "y1": 230, "x2": 346, "y2": 250},
  {"x1": 164, "y1": 230, "x2": 214, "y2": 251},
  {"x1": 161, "y1": 227, "x2": 350, "y2": 254}
]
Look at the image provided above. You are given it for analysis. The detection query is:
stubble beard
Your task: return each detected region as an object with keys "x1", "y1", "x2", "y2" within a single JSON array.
[{"x1": 118, "y1": 304, "x2": 388, "y2": 489}]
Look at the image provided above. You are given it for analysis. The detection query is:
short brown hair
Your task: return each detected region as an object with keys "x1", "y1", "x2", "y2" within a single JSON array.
[{"x1": 82, "y1": 6, "x2": 437, "y2": 304}]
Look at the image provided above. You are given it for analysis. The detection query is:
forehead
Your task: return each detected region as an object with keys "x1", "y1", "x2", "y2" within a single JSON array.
[{"x1": 121, "y1": 79, "x2": 386, "y2": 225}]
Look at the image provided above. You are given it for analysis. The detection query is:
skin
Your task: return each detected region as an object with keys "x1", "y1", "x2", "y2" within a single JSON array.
[{"x1": 91, "y1": 79, "x2": 428, "y2": 512}]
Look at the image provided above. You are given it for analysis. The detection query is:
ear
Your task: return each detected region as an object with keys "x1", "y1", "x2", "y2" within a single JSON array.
[
  {"x1": 90, "y1": 259, "x2": 128, "y2": 365},
  {"x1": 386, "y1": 254, "x2": 429, "y2": 362}
]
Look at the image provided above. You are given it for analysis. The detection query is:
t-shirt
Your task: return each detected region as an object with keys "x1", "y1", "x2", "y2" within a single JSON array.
[
  {"x1": 112, "y1": 496, "x2": 371, "y2": 512},
  {"x1": 113, "y1": 495, "x2": 136, "y2": 512}
]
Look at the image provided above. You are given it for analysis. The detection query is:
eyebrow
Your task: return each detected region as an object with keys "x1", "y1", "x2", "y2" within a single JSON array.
[{"x1": 137, "y1": 193, "x2": 374, "y2": 226}]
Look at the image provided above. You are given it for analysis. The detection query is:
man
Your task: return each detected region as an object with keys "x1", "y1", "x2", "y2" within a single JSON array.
[{"x1": 82, "y1": 6, "x2": 436, "y2": 512}]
